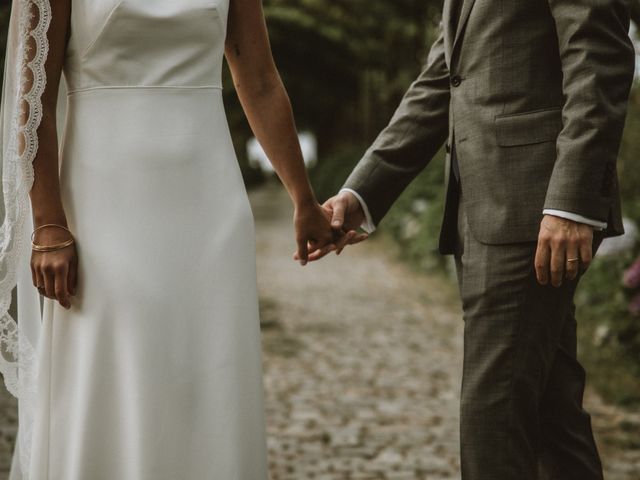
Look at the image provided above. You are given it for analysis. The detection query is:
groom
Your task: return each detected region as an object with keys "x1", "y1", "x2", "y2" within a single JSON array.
[{"x1": 315, "y1": 1, "x2": 636, "y2": 479}]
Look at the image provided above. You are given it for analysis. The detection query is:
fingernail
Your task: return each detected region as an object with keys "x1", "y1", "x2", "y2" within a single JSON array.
[{"x1": 332, "y1": 221, "x2": 341, "y2": 227}]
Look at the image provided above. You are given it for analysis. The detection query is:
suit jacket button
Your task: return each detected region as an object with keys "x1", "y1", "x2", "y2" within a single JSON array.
[
  {"x1": 451, "y1": 75, "x2": 462, "y2": 87},
  {"x1": 445, "y1": 143, "x2": 451, "y2": 153}
]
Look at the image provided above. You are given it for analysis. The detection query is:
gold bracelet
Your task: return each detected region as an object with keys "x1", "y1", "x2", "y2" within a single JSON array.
[
  {"x1": 31, "y1": 224, "x2": 75, "y2": 252},
  {"x1": 32, "y1": 238, "x2": 75, "y2": 252}
]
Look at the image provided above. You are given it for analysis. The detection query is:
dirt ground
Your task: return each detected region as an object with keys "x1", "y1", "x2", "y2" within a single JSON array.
[{"x1": 0, "y1": 184, "x2": 638, "y2": 479}]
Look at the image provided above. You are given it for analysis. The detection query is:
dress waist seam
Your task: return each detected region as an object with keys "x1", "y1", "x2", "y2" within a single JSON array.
[{"x1": 67, "y1": 85, "x2": 223, "y2": 96}]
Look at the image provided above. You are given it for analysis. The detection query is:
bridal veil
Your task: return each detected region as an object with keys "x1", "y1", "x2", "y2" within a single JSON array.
[{"x1": 1, "y1": 0, "x2": 52, "y2": 475}]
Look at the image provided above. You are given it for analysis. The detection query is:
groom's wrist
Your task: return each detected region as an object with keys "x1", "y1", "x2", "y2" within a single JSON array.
[
  {"x1": 542, "y1": 209, "x2": 607, "y2": 231},
  {"x1": 339, "y1": 188, "x2": 376, "y2": 233}
]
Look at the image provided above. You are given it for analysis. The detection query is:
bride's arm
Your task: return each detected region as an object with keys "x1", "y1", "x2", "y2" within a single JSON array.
[
  {"x1": 28, "y1": 0, "x2": 76, "y2": 308},
  {"x1": 224, "y1": 0, "x2": 345, "y2": 265}
]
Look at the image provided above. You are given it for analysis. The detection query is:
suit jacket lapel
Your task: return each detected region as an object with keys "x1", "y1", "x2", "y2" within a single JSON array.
[{"x1": 452, "y1": 0, "x2": 477, "y2": 58}]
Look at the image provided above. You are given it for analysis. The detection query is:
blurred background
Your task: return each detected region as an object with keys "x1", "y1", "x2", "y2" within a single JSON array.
[{"x1": 1, "y1": 1, "x2": 639, "y2": 479}]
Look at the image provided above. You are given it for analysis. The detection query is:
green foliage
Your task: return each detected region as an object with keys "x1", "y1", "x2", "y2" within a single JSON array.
[
  {"x1": 224, "y1": 0, "x2": 442, "y2": 188},
  {"x1": 573, "y1": 86, "x2": 640, "y2": 407},
  {"x1": 575, "y1": 248, "x2": 640, "y2": 406},
  {"x1": 617, "y1": 88, "x2": 640, "y2": 221},
  {"x1": 263, "y1": 0, "x2": 442, "y2": 151},
  {"x1": 378, "y1": 152, "x2": 447, "y2": 272},
  {"x1": 309, "y1": 145, "x2": 361, "y2": 202}
]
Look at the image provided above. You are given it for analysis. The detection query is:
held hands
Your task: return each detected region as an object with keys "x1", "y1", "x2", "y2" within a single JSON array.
[
  {"x1": 535, "y1": 214, "x2": 594, "y2": 287},
  {"x1": 293, "y1": 192, "x2": 369, "y2": 265},
  {"x1": 305, "y1": 191, "x2": 369, "y2": 263},
  {"x1": 293, "y1": 201, "x2": 339, "y2": 265}
]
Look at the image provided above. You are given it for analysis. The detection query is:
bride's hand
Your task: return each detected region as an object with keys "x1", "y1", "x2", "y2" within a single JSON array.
[
  {"x1": 31, "y1": 227, "x2": 78, "y2": 309},
  {"x1": 292, "y1": 201, "x2": 338, "y2": 266}
]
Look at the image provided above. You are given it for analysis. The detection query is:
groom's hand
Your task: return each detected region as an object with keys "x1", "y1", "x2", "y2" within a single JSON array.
[
  {"x1": 327, "y1": 191, "x2": 366, "y2": 231},
  {"x1": 534, "y1": 215, "x2": 594, "y2": 287},
  {"x1": 306, "y1": 191, "x2": 369, "y2": 262}
]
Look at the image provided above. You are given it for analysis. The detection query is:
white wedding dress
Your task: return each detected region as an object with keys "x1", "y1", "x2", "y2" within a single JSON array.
[{"x1": 10, "y1": 0, "x2": 268, "y2": 478}]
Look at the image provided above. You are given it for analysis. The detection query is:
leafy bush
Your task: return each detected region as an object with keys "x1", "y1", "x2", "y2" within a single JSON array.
[
  {"x1": 573, "y1": 85, "x2": 640, "y2": 407},
  {"x1": 575, "y1": 248, "x2": 640, "y2": 406},
  {"x1": 618, "y1": 88, "x2": 640, "y2": 222},
  {"x1": 377, "y1": 152, "x2": 447, "y2": 272},
  {"x1": 309, "y1": 145, "x2": 363, "y2": 203}
]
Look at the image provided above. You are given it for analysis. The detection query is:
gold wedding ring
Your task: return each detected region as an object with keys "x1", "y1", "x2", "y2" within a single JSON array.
[{"x1": 566, "y1": 258, "x2": 579, "y2": 263}]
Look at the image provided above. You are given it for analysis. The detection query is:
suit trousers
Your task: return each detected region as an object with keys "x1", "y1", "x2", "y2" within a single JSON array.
[{"x1": 453, "y1": 188, "x2": 604, "y2": 480}]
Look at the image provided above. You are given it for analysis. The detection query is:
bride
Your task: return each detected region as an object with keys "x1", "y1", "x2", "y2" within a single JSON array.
[{"x1": 0, "y1": 0, "x2": 357, "y2": 478}]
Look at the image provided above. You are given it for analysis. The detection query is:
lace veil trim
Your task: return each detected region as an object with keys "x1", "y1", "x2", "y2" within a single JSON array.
[{"x1": 0, "y1": 0, "x2": 52, "y2": 474}]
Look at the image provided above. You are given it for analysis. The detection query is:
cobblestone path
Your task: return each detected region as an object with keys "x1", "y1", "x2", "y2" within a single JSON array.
[{"x1": 0, "y1": 184, "x2": 638, "y2": 479}]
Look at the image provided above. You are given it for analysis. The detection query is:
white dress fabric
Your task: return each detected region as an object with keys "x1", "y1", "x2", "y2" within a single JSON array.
[{"x1": 10, "y1": 0, "x2": 268, "y2": 478}]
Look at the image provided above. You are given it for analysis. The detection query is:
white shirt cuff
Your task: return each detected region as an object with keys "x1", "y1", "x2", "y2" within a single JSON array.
[
  {"x1": 340, "y1": 188, "x2": 377, "y2": 233},
  {"x1": 543, "y1": 209, "x2": 607, "y2": 230}
]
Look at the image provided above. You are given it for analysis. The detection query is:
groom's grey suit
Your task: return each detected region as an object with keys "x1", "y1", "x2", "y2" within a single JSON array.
[{"x1": 343, "y1": 0, "x2": 635, "y2": 478}]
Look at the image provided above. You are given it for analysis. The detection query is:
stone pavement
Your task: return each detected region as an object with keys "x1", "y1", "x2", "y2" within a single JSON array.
[
  {"x1": 255, "y1": 186, "x2": 463, "y2": 480},
  {"x1": 0, "y1": 184, "x2": 638, "y2": 479}
]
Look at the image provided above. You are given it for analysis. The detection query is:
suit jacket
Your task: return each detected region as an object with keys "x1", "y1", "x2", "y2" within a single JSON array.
[{"x1": 343, "y1": 0, "x2": 635, "y2": 254}]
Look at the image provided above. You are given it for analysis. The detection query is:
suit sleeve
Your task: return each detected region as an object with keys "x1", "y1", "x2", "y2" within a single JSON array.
[
  {"x1": 342, "y1": 29, "x2": 451, "y2": 227},
  {"x1": 544, "y1": 0, "x2": 635, "y2": 221}
]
